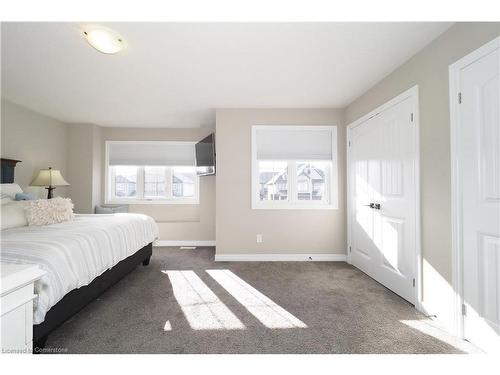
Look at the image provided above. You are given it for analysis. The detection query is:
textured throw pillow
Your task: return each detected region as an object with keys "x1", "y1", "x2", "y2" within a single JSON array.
[
  {"x1": 1, "y1": 201, "x2": 28, "y2": 230},
  {"x1": 25, "y1": 197, "x2": 75, "y2": 226}
]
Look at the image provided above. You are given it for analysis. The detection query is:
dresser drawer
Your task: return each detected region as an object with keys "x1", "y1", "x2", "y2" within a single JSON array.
[
  {"x1": 1, "y1": 284, "x2": 35, "y2": 352},
  {"x1": 1, "y1": 303, "x2": 28, "y2": 352},
  {"x1": 1, "y1": 263, "x2": 45, "y2": 354},
  {"x1": 1, "y1": 284, "x2": 34, "y2": 316}
]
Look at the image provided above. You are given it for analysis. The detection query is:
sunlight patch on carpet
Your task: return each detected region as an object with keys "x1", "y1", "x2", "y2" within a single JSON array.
[
  {"x1": 163, "y1": 320, "x2": 172, "y2": 331},
  {"x1": 206, "y1": 269, "x2": 307, "y2": 329},
  {"x1": 163, "y1": 270, "x2": 245, "y2": 330}
]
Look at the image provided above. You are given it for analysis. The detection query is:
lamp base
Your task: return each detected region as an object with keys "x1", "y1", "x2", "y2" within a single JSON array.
[{"x1": 45, "y1": 186, "x2": 55, "y2": 199}]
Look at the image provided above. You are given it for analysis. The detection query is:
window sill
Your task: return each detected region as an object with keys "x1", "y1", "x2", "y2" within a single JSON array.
[
  {"x1": 106, "y1": 199, "x2": 199, "y2": 205},
  {"x1": 252, "y1": 203, "x2": 338, "y2": 210}
]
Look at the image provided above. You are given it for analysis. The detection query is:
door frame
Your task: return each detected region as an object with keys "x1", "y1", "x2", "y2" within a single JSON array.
[
  {"x1": 346, "y1": 85, "x2": 422, "y2": 310},
  {"x1": 449, "y1": 36, "x2": 500, "y2": 339}
]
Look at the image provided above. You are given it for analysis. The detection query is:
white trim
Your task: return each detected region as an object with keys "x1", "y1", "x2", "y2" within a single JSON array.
[
  {"x1": 347, "y1": 86, "x2": 419, "y2": 129},
  {"x1": 214, "y1": 253, "x2": 347, "y2": 262},
  {"x1": 106, "y1": 198, "x2": 199, "y2": 205},
  {"x1": 449, "y1": 36, "x2": 500, "y2": 339},
  {"x1": 346, "y1": 126, "x2": 353, "y2": 265},
  {"x1": 106, "y1": 140, "x2": 197, "y2": 146},
  {"x1": 346, "y1": 85, "x2": 422, "y2": 311},
  {"x1": 414, "y1": 89, "x2": 423, "y2": 314},
  {"x1": 251, "y1": 203, "x2": 338, "y2": 210},
  {"x1": 154, "y1": 240, "x2": 216, "y2": 247},
  {"x1": 251, "y1": 125, "x2": 338, "y2": 210}
]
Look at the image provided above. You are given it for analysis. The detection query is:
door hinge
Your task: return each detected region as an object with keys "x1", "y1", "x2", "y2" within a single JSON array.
[
  {"x1": 349, "y1": 246, "x2": 352, "y2": 253},
  {"x1": 462, "y1": 303, "x2": 467, "y2": 316},
  {"x1": 410, "y1": 113, "x2": 414, "y2": 122},
  {"x1": 458, "y1": 92, "x2": 462, "y2": 104},
  {"x1": 348, "y1": 140, "x2": 351, "y2": 147},
  {"x1": 412, "y1": 278, "x2": 415, "y2": 287}
]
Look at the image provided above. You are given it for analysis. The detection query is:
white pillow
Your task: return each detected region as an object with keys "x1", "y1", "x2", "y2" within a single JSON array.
[
  {"x1": 1, "y1": 193, "x2": 13, "y2": 205},
  {"x1": 1, "y1": 201, "x2": 28, "y2": 230},
  {"x1": 0, "y1": 183, "x2": 23, "y2": 200},
  {"x1": 25, "y1": 197, "x2": 75, "y2": 226}
]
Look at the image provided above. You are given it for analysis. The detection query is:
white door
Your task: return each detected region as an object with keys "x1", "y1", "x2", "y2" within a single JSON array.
[
  {"x1": 349, "y1": 93, "x2": 418, "y2": 304},
  {"x1": 458, "y1": 45, "x2": 500, "y2": 352}
]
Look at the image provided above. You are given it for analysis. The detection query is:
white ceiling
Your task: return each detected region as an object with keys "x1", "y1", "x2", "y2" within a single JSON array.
[{"x1": 1, "y1": 22, "x2": 452, "y2": 128}]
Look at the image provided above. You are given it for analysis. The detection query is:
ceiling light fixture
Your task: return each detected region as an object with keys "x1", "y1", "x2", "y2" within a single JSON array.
[{"x1": 82, "y1": 25, "x2": 125, "y2": 54}]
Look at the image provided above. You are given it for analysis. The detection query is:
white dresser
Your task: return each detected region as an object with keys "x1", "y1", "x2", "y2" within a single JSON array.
[{"x1": 1, "y1": 263, "x2": 46, "y2": 354}]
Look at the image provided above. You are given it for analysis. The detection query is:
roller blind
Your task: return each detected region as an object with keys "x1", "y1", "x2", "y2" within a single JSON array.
[
  {"x1": 108, "y1": 141, "x2": 195, "y2": 166},
  {"x1": 255, "y1": 127, "x2": 335, "y2": 160}
]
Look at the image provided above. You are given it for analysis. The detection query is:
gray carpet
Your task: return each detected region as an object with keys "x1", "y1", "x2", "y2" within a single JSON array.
[{"x1": 45, "y1": 247, "x2": 475, "y2": 354}]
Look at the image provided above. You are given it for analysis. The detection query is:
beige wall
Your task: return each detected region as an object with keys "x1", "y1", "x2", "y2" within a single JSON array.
[
  {"x1": 345, "y1": 22, "x2": 500, "y2": 327},
  {"x1": 92, "y1": 124, "x2": 103, "y2": 210},
  {"x1": 66, "y1": 123, "x2": 103, "y2": 213},
  {"x1": 67, "y1": 123, "x2": 95, "y2": 213},
  {"x1": 215, "y1": 108, "x2": 345, "y2": 255},
  {"x1": 98, "y1": 126, "x2": 216, "y2": 241},
  {"x1": 1, "y1": 98, "x2": 69, "y2": 197}
]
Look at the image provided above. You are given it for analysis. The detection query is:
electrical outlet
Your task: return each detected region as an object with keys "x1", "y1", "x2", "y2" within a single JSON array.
[{"x1": 256, "y1": 234, "x2": 263, "y2": 243}]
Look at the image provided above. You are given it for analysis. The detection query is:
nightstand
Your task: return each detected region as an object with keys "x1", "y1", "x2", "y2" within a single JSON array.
[{"x1": 1, "y1": 263, "x2": 46, "y2": 354}]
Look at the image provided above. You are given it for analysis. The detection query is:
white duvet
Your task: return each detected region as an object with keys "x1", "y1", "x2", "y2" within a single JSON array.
[{"x1": 0, "y1": 213, "x2": 159, "y2": 324}]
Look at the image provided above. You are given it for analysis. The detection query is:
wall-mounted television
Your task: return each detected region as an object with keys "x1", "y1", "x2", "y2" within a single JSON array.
[{"x1": 195, "y1": 133, "x2": 215, "y2": 176}]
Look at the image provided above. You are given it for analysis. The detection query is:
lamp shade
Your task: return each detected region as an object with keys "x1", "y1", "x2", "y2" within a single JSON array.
[{"x1": 30, "y1": 168, "x2": 70, "y2": 187}]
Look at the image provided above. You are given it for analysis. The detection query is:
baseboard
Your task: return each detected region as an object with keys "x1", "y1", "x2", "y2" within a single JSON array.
[
  {"x1": 214, "y1": 253, "x2": 347, "y2": 262},
  {"x1": 154, "y1": 240, "x2": 216, "y2": 247}
]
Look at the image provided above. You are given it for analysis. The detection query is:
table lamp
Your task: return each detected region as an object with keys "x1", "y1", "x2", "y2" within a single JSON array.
[{"x1": 30, "y1": 167, "x2": 70, "y2": 199}]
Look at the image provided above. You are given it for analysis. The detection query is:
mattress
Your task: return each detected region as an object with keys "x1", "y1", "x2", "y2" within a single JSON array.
[{"x1": 0, "y1": 213, "x2": 159, "y2": 324}]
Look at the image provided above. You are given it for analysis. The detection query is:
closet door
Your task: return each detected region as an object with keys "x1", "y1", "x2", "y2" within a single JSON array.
[
  {"x1": 349, "y1": 117, "x2": 381, "y2": 278},
  {"x1": 349, "y1": 94, "x2": 417, "y2": 304},
  {"x1": 458, "y1": 46, "x2": 500, "y2": 353}
]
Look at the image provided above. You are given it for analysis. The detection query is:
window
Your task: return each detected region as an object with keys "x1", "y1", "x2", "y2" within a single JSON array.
[
  {"x1": 172, "y1": 167, "x2": 196, "y2": 198},
  {"x1": 112, "y1": 166, "x2": 137, "y2": 198},
  {"x1": 144, "y1": 166, "x2": 167, "y2": 198},
  {"x1": 106, "y1": 141, "x2": 199, "y2": 204},
  {"x1": 296, "y1": 162, "x2": 328, "y2": 202},
  {"x1": 252, "y1": 126, "x2": 338, "y2": 209},
  {"x1": 258, "y1": 161, "x2": 288, "y2": 201}
]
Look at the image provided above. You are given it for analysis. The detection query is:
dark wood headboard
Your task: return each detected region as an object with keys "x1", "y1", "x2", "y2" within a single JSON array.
[{"x1": 1, "y1": 158, "x2": 21, "y2": 183}]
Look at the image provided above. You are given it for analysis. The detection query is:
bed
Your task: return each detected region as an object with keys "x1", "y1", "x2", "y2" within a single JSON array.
[
  {"x1": 1, "y1": 213, "x2": 158, "y2": 348},
  {"x1": 0, "y1": 162, "x2": 159, "y2": 349}
]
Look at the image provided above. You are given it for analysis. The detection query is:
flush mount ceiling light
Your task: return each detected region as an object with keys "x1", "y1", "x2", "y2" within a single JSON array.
[{"x1": 82, "y1": 25, "x2": 125, "y2": 54}]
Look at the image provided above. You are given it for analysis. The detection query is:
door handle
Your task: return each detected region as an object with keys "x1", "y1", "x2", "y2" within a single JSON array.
[{"x1": 364, "y1": 203, "x2": 381, "y2": 209}]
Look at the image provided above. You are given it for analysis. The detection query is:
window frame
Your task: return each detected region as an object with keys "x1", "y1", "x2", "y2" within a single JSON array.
[
  {"x1": 105, "y1": 141, "x2": 199, "y2": 205},
  {"x1": 251, "y1": 125, "x2": 338, "y2": 210}
]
